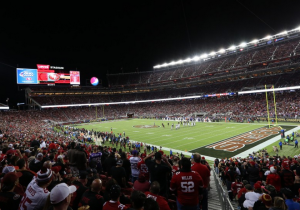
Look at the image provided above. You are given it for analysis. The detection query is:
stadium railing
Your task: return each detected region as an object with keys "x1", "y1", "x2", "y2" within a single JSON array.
[{"x1": 212, "y1": 169, "x2": 235, "y2": 210}]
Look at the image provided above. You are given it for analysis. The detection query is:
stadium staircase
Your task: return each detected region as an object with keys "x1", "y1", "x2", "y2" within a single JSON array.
[
  {"x1": 209, "y1": 170, "x2": 235, "y2": 210},
  {"x1": 208, "y1": 171, "x2": 223, "y2": 210}
]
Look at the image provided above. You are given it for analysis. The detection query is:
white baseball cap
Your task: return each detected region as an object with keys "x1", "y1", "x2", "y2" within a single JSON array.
[
  {"x1": 50, "y1": 183, "x2": 77, "y2": 204},
  {"x1": 2, "y1": 166, "x2": 16, "y2": 173}
]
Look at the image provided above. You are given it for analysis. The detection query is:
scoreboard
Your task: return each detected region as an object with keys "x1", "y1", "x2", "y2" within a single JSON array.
[{"x1": 17, "y1": 64, "x2": 80, "y2": 85}]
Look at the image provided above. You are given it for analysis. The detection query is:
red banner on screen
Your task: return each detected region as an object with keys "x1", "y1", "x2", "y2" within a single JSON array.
[
  {"x1": 37, "y1": 64, "x2": 50, "y2": 70},
  {"x1": 70, "y1": 71, "x2": 80, "y2": 85}
]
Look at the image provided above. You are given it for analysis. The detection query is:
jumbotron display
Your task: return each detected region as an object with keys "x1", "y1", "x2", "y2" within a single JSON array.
[{"x1": 16, "y1": 64, "x2": 80, "y2": 85}]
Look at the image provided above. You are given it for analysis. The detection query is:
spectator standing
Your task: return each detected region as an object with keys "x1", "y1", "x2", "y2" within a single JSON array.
[
  {"x1": 246, "y1": 161, "x2": 260, "y2": 187},
  {"x1": 243, "y1": 182, "x2": 263, "y2": 209},
  {"x1": 144, "y1": 181, "x2": 170, "y2": 210},
  {"x1": 280, "y1": 162, "x2": 295, "y2": 192},
  {"x1": 67, "y1": 142, "x2": 78, "y2": 176},
  {"x1": 133, "y1": 174, "x2": 150, "y2": 193},
  {"x1": 225, "y1": 165, "x2": 237, "y2": 201},
  {"x1": 69, "y1": 172, "x2": 88, "y2": 210},
  {"x1": 266, "y1": 166, "x2": 281, "y2": 192},
  {"x1": 103, "y1": 185, "x2": 128, "y2": 210},
  {"x1": 0, "y1": 172, "x2": 23, "y2": 210},
  {"x1": 103, "y1": 152, "x2": 117, "y2": 176},
  {"x1": 50, "y1": 183, "x2": 77, "y2": 210},
  {"x1": 121, "y1": 152, "x2": 131, "y2": 183},
  {"x1": 129, "y1": 150, "x2": 141, "y2": 183},
  {"x1": 19, "y1": 168, "x2": 53, "y2": 210},
  {"x1": 170, "y1": 157, "x2": 204, "y2": 210},
  {"x1": 111, "y1": 159, "x2": 127, "y2": 188},
  {"x1": 79, "y1": 179, "x2": 104, "y2": 210},
  {"x1": 89, "y1": 147, "x2": 102, "y2": 173},
  {"x1": 145, "y1": 152, "x2": 171, "y2": 198},
  {"x1": 279, "y1": 141, "x2": 283, "y2": 150},
  {"x1": 76, "y1": 146, "x2": 88, "y2": 172},
  {"x1": 214, "y1": 158, "x2": 219, "y2": 174},
  {"x1": 281, "y1": 188, "x2": 300, "y2": 210},
  {"x1": 191, "y1": 153, "x2": 210, "y2": 210},
  {"x1": 127, "y1": 190, "x2": 146, "y2": 210},
  {"x1": 29, "y1": 153, "x2": 44, "y2": 173},
  {"x1": 17, "y1": 158, "x2": 36, "y2": 188},
  {"x1": 137, "y1": 153, "x2": 149, "y2": 181}
]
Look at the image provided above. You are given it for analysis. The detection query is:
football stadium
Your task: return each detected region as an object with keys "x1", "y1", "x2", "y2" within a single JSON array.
[{"x1": 1, "y1": 4, "x2": 300, "y2": 210}]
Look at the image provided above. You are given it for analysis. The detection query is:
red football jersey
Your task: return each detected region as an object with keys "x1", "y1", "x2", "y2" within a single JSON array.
[
  {"x1": 144, "y1": 191, "x2": 171, "y2": 210},
  {"x1": 191, "y1": 162, "x2": 210, "y2": 188},
  {"x1": 103, "y1": 200, "x2": 128, "y2": 210},
  {"x1": 137, "y1": 160, "x2": 149, "y2": 181},
  {"x1": 231, "y1": 181, "x2": 243, "y2": 195},
  {"x1": 170, "y1": 171, "x2": 203, "y2": 206},
  {"x1": 172, "y1": 165, "x2": 179, "y2": 176}
]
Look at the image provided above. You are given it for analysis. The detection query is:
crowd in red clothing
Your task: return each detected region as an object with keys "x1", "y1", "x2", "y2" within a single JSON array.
[
  {"x1": 0, "y1": 112, "x2": 212, "y2": 210},
  {"x1": 215, "y1": 152, "x2": 300, "y2": 209}
]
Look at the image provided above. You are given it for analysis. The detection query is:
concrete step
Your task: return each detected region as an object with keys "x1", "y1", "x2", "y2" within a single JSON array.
[{"x1": 208, "y1": 171, "x2": 223, "y2": 210}]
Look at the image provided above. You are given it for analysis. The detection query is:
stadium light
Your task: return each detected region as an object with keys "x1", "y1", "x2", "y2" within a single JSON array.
[
  {"x1": 0, "y1": 107, "x2": 9, "y2": 110},
  {"x1": 153, "y1": 24, "x2": 300, "y2": 69},
  {"x1": 250, "y1": 39, "x2": 258, "y2": 44},
  {"x1": 239, "y1": 42, "x2": 247, "y2": 47},
  {"x1": 193, "y1": 56, "x2": 200, "y2": 61},
  {"x1": 184, "y1": 58, "x2": 192, "y2": 63},
  {"x1": 177, "y1": 60, "x2": 183, "y2": 64},
  {"x1": 229, "y1": 45, "x2": 236, "y2": 50},
  {"x1": 278, "y1": 31, "x2": 288, "y2": 35},
  {"x1": 200, "y1": 54, "x2": 208, "y2": 59},
  {"x1": 219, "y1": 49, "x2": 225, "y2": 53}
]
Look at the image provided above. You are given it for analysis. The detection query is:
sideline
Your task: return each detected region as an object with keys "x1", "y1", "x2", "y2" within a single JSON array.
[{"x1": 129, "y1": 140, "x2": 216, "y2": 161}]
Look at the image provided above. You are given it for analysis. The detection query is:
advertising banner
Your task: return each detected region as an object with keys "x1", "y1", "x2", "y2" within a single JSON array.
[{"x1": 17, "y1": 69, "x2": 38, "y2": 84}]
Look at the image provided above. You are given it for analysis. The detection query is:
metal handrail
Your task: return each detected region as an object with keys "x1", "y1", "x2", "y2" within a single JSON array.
[{"x1": 212, "y1": 168, "x2": 235, "y2": 210}]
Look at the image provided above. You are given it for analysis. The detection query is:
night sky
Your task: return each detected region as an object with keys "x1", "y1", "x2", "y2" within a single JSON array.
[{"x1": 1, "y1": 1, "x2": 300, "y2": 106}]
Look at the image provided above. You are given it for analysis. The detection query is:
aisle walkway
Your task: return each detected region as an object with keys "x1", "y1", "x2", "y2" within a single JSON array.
[{"x1": 208, "y1": 171, "x2": 223, "y2": 210}]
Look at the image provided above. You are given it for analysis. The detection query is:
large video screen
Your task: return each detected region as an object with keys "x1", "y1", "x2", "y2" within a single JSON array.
[
  {"x1": 17, "y1": 69, "x2": 38, "y2": 84},
  {"x1": 17, "y1": 65, "x2": 80, "y2": 85},
  {"x1": 70, "y1": 71, "x2": 80, "y2": 85}
]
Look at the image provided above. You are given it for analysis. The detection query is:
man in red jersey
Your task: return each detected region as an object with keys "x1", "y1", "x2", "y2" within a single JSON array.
[
  {"x1": 137, "y1": 153, "x2": 149, "y2": 181},
  {"x1": 266, "y1": 166, "x2": 281, "y2": 192},
  {"x1": 103, "y1": 185, "x2": 128, "y2": 210},
  {"x1": 231, "y1": 176, "x2": 244, "y2": 200},
  {"x1": 145, "y1": 181, "x2": 170, "y2": 210},
  {"x1": 191, "y1": 153, "x2": 210, "y2": 210},
  {"x1": 170, "y1": 157, "x2": 203, "y2": 210}
]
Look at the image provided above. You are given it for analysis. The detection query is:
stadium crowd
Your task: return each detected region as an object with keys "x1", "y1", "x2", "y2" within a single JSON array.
[
  {"x1": 31, "y1": 70, "x2": 300, "y2": 107},
  {"x1": 215, "y1": 147, "x2": 300, "y2": 210},
  {"x1": 25, "y1": 90, "x2": 300, "y2": 123},
  {"x1": 0, "y1": 114, "x2": 212, "y2": 210}
]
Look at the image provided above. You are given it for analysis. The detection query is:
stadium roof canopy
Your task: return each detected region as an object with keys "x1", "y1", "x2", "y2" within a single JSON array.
[{"x1": 153, "y1": 25, "x2": 300, "y2": 69}]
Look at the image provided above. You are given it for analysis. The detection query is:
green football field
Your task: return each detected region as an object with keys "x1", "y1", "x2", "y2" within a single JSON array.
[{"x1": 72, "y1": 119, "x2": 298, "y2": 158}]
